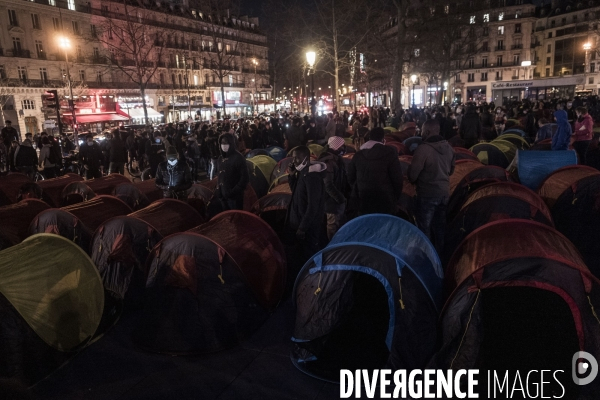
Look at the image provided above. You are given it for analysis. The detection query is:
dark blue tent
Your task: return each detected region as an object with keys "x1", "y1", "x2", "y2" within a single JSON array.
[
  {"x1": 292, "y1": 214, "x2": 443, "y2": 382},
  {"x1": 266, "y1": 146, "x2": 287, "y2": 162}
]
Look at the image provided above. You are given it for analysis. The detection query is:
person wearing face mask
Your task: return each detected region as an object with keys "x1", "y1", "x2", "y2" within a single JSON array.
[
  {"x1": 217, "y1": 133, "x2": 249, "y2": 210},
  {"x1": 155, "y1": 146, "x2": 192, "y2": 199},
  {"x1": 573, "y1": 106, "x2": 593, "y2": 165},
  {"x1": 146, "y1": 131, "x2": 166, "y2": 177},
  {"x1": 78, "y1": 134, "x2": 103, "y2": 179},
  {"x1": 286, "y1": 146, "x2": 327, "y2": 262},
  {"x1": 318, "y1": 136, "x2": 349, "y2": 240}
]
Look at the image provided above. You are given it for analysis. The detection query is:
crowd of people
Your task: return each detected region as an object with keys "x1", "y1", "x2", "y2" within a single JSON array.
[{"x1": 1, "y1": 95, "x2": 598, "y2": 265}]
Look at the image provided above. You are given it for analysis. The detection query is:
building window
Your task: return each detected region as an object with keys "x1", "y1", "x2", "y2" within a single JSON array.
[
  {"x1": 498, "y1": 26, "x2": 504, "y2": 35},
  {"x1": 18, "y1": 66, "x2": 28, "y2": 82},
  {"x1": 67, "y1": 0, "x2": 75, "y2": 11},
  {"x1": 72, "y1": 21, "x2": 79, "y2": 35},
  {"x1": 90, "y1": 25, "x2": 97, "y2": 38},
  {"x1": 591, "y1": 63, "x2": 595, "y2": 73},
  {"x1": 546, "y1": 67, "x2": 550, "y2": 77},
  {"x1": 482, "y1": 42, "x2": 489, "y2": 51},
  {"x1": 22, "y1": 100, "x2": 35, "y2": 110},
  {"x1": 193, "y1": 75, "x2": 199, "y2": 86},
  {"x1": 497, "y1": 56, "x2": 503, "y2": 66},
  {"x1": 31, "y1": 14, "x2": 42, "y2": 30},
  {"x1": 444, "y1": 5, "x2": 449, "y2": 14},
  {"x1": 498, "y1": 12, "x2": 504, "y2": 21},
  {"x1": 467, "y1": 73, "x2": 475, "y2": 82},
  {"x1": 483, "y1": 27, "x2": 489, "y2": 36},
  {"x1": 226, "y1": 44, "x2": 231, "y2": 53},
  {"x1": 470, "y1": 16, "x2": 475, "y2": 24},
  {"x1": 547, "y1": 44, "x2": 552, "y2": 53},
  {"x1": 551, "y1": 20, "x2": 556, "y2": 28},
  {"x1": 589, "y1": 77, "x2": 594, "y2": 84},
  {"x1": 48, "y1": 0, "x2": 56, "y2": 5},
  {"x1": 546, "y1": 56, "x2": 551, "y2": 65},
  {"x1": 0, "y1": 65, "x2": 6, "y2": 79},
  {"x1": 482, "y1": 58, "x2": 488, "y2": 67},
  {"x1": 12, "y1": 37, "x2": 22, "y2": 52},
  {"x1": 548, "y1": 32, "x2": 553, "y2": 38},
  {"x1": 455, "y1": 73, "x2": 461, "y2": 83},
  {"x1": 483, "y1": 14, "x2": 490, "y2": 23},
  {"x1": 414, "y1": 48, "x2": 420, "y2": 57},
  {"x1": 53, "y1": 17, "x2": 60, "y2": 31},
  {"x1": 8, "y1": 10, "x2": 18, "y2": 26},
  {"x1": 497, "y1": 40, "x2": 504, "y2": 50},
  {"x1": 515, "y1": 24, "x2": 521, "y2": 33},
  {"x1": 496, "y1": 71, "x2": 502, "y2": 80},
  {"x1": 76, "y1": 45, "x2": 83, "y2": 60},
  {"x1": 35, "y1": 41, "x2": 44, "y2": 58},
  {"x1": 468, "y1": 58, "x2": 474, "y2": 68},
  {"x1": 40, "y1": 68, "x2": 48, "y2": 83},
  {"x1": 79, "y1": 70, "x2": 85, "y2": 81},
  {"x1": 93, "y1": 47, "x2": 99, "y2": 57},
  {"x1": 515, "y1": 9, "x2": 522, "y2": 19},
  {"x1": 481, "y1": 72, "x2": 488, "y2": 81},
  {"x1": 573, "y1": 15, "x2": 578, "y2": 23},
  {"x1": 96, "y1": 71, "x2": 102, "y2": 83},
  {"x1": 513, "y1": 54, "x2": 520, "y2": 65},
  {"x1": 159, "y1": 73, "x2": 165, "y2": 85}
]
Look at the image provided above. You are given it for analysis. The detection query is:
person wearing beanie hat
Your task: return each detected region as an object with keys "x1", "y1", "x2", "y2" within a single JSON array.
[
  {"x1": 155, "y1": 146, "x2": 192, "y2": 199},
  {"x1": 318, "y1": 136, "x2": 348, "y2": 239},
  {"x1": 216, "y1": 132, "x2": 248, "y2": 211}
]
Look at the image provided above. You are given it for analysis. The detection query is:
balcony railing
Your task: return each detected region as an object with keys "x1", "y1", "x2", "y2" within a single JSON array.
[
  {"x1": 512, "y1": 76, "x2": 520, "y2": 80},
  {"x1": 37, "y1": 52, "x2": 47, "y2": 60},
  {"x1": 511, "y1": 44, "x2": 523, "y2": 50},
  {"x1": 495, "y1": 77, "x2": 503, "y2": 81},
  {"x1": 495, "y1": 46, "x2": 505, "y2": 51},
  {"x1": 8, "y1": 49, "x2": 31, "y2": 58},
  {"x1": 0, "y1": 78, "x2": 64, "y2": 88}
]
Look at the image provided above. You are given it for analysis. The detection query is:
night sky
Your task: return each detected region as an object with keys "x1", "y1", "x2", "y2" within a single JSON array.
[{"x1": 240, "y1": 0, "x2": 264, "y2": 19}]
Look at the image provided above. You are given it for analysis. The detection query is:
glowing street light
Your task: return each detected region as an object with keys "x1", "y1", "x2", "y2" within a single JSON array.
[
  {"x1": 57, "y1": 35, "x2": 77, "y2": 142},
  {"x1": 306, "y1": 51, "x2": 317, "y2": 116},
  {"x1": 584, "y1": 43, "x2": 592, "y2": 91},
  {"x1": 410, "y1": 74, "x2": 418, "y2": 108}
]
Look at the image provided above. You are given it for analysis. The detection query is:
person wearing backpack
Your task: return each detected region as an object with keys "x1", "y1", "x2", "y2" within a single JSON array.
[{"x1": 318, "y1": 136, "x2": 349, "y2": 240}]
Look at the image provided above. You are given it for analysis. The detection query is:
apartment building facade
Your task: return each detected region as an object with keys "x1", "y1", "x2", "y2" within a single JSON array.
[{"x1": 0, "y1": 0, "x2": 270, "y2": 136}]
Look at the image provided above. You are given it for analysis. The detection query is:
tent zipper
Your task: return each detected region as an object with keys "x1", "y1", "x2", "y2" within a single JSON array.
[
  {"x1": 314, "y1": 273, "x2": 322, "y2": 295},
  {"x1": 398, "y1": 278, "x2": 405, "y2": 310}
]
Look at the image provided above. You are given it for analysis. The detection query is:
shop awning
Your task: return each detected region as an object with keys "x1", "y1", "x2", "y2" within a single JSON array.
[
  {"x1": 64, "y1": 113, "x2": 130, "y2": 123},
  {"x1": 123, "y1": 108, "x2": 163, "y2": 118}
]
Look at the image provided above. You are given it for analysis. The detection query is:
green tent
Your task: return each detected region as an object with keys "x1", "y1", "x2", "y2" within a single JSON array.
[
  {"x1": 247, "y1": 155, "x2": 277, "y2": 198},
  {"x1": 495, "y1": 134, "x2": 530, "y2": 150},
  {"x1": 0, "y1": 233, "x2": 105, "y2": 384},
  {"x1": 307, "y1": 143, "x2": 325, "y2": 158}
]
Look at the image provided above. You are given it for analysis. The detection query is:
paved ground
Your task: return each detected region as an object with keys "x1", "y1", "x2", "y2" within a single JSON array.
[{"x1": 30, "y1": 299, "x2": 343, "y2": 400}]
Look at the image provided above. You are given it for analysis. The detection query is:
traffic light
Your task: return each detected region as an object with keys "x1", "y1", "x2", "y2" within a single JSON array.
[{"x1": 41, "y1": 90, "x2": 59, "y2": 113}]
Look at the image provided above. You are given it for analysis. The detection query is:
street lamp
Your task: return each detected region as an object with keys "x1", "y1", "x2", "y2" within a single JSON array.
[
  {"x1": 443, "y1": 81, "x2": 449, "y2": 105},
  {"x1": 583, "y1": 43, "x2": 592, "y2": 91},
  {"x1": 306, "y1": 51, "x2": 316, "y2": 117},
  {"x1": 410, "y1": 74, "x2": 417, "y2": 108},
  {"x1": 252, "y1": 58, "x2": 258, "y2": 115},
  {"x1": 58, "y1": 36, "x2": 77, "y2": 144}
]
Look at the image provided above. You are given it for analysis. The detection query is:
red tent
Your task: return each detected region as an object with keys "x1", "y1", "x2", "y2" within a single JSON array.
[
  {"x1": 251, "y1": 192, "x2": 291, "y2": 235},
  {"x1": 61, "y1": 174, "x2": 131, "y2": 206},
  {"x1": 0, "y1": 199, "x2": 50, "y2": 250},
  {"x1": 29, "y1": 195, "x2": 132, "y2": 253},
  {"x1": 133, "y1": 179, "x2": 163, "y2": 203},
  {"x1": 92, "y1": 199, "x2": 204, "y2": 302},
  {"x1": 37, "y1": 173, "x2": 83, "y2": 207},
  {"x1": 435, "y1": 220, "x2": 600, "y2": 399},
  {"x1": 537, "y1": 165, "x2": 600, "y2": 209},
  {"x1": 134, "y1": 211, "x2": 286, "y2": 354},
  {"x1": 0, "y1": 173, "x2": 31, "y2": 206}
]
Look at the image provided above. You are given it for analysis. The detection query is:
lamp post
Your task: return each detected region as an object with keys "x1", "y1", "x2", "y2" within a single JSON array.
[
  {"x1": 183, "y1": 54, "x2": 192, "y2": 120},
  {"x1": 410, "y1": 74, "x2": 417, "y2": 109},
  {"x1": 58, "y1": 36, "x2": 77, "y2": 145},
  {"x1": 443, "y1": 81, "x2": 448, "y2": 105},
  {"x1": 252, "y1": 58, "x2": 258, "y2": 115},
  {"x1": 583, "y1": 43, "x2": 592, "y2": 91},
  {"x1": 306, "y1": 51, "x2": 316, "y2": 117}
]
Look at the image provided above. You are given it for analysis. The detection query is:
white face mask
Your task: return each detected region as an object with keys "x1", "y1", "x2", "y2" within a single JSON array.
[
  {"x1": 155, "y1": 138, "x2": 161, "y2": 143},
  {"x1": 295, "y1": 157, "x2": 309, "y2": 171},
  {"x1": 167, "y1": 159, "x2": 178, "y2": 166},
  {"x1": 221, "y1": 144, "x2": 230, "y2": 153}
]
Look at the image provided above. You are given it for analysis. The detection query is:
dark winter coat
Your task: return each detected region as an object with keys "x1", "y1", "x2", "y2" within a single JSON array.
[
  {"x1": 459, "y1": 108, "x2": 482, "y2": 140},
  {"x1": 1, "y1": 126, "x2": 19, "y2": 147},
  {"x1": 217, "y1": 133, "x2": 249, "y2": 210},
  {"x1": 155, "y1": 160, "x2": 193, "y2": 194},
  {"x1": 347, "y1": 142, "x2": 404, "y2": 215},
  {"x1": 78, "y1": 141, "x2": 103, "y2": 170},
  {"x1": 480, "y1": 111, "x2": 495, "y2": 128},
  {"x1": 107, "y1": 137, "x2": 128, "y2": 163},
  {"x1": 285, "y1": 125, "x2": 306, "y2": 150},
  {"x1": 287, "y1": 161, "x2": 327, "y2": 233},
  {"x1": 14, "y1": 141, "x2": 37, "y2": 167},
  {"x1": 407, "y1": 136, "x2": 455, "y2": 198},
  {"x1": 318, "y1": 150, "x2": 347, "y2": 214}
]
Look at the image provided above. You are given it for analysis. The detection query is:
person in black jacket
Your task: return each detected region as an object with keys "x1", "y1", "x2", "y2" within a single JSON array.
[
  {"x1": 79, "y1": 134, "x2": 103, "y2": 179},
  {"x1": 285, "y1": 117, "x2": 307, "y2": 151},
  {"x1": 347, "y1": 127, "x2": 403, "y2": 216},
  {"x1": 107, "y1": 130, "x2": 128, "y2": 175},
  {"x1": 318, "y1": 136, "x2": 348, "y2": 240},
  {"x1": 14, "y1": 139, "x2": 38, "y2": 179},
  {"x1": 145, "y1": 132, "x2": 166, "y2": 177},
  {"x1": 286, "y1": 145, "x2": 326, "y2": 261},
  {"x1": 1, "y1": 120, "x2": 19, "y2": 148},
  {"x1": 459, "y1": 105, "x2": 482, "y2": 149},
  {"x1": 155, "y1": 146, "x2": 192, "y2": 199},
  {"x1": 217, "y1": 133, "x2": 249, "y2": 210}
]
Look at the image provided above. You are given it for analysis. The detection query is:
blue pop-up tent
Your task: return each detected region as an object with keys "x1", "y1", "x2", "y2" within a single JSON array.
[{"x1": 291, "y1": 214, "x2": 443, "y2": 382}]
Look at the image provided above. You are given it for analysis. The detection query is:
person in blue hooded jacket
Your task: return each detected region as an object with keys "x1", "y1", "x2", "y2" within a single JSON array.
[{"x1": 551, "y1": 109, "x2": 572, "y2": 151}]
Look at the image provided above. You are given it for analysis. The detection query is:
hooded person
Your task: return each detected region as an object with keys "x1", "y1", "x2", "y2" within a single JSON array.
[
  {"x1": 216, "y1": 133, "x2": 249, "y2": 210},
  {"x1": 552, "y1": 109, "x2": 572, "y2": 151},
  {"x1": 318, "y1": 136, "x2": 348, "y2": 240},
  {"x1": 146, "y1": 131, "x2": 166, "y2": 177},
  {"x1": 79, "y1": 134, "x2": 103, "y2": 179},
  {"x1": 14, "y1": 138, "x2": 38, "y2": 179},
  {"x1": 347, "y1": 127, "x2": 404, "y2": 216},
  {"x1": 155, "y1": 146, "x2": 193, "y2": 199},
  {"x1": 407, "y1": 120, "x2": 456, "y2": 253},
  {"x1": 573, "y1": 106, "x2": 594, "y2": 164},
  {"x1": 286, "y1": 145, "x2": 327, "y2": 262},
  {"x1": 459, "y1": 105, "x2": 482, "y2": 149}
]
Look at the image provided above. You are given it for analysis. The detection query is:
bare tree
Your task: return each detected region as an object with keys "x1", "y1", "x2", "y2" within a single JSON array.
[
  {"x1": 90, "y1": 1, "x2": 166, "y2": 124},
  {"x1": 0, "y1": 86, "x2": 12, "y2": 127}
]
